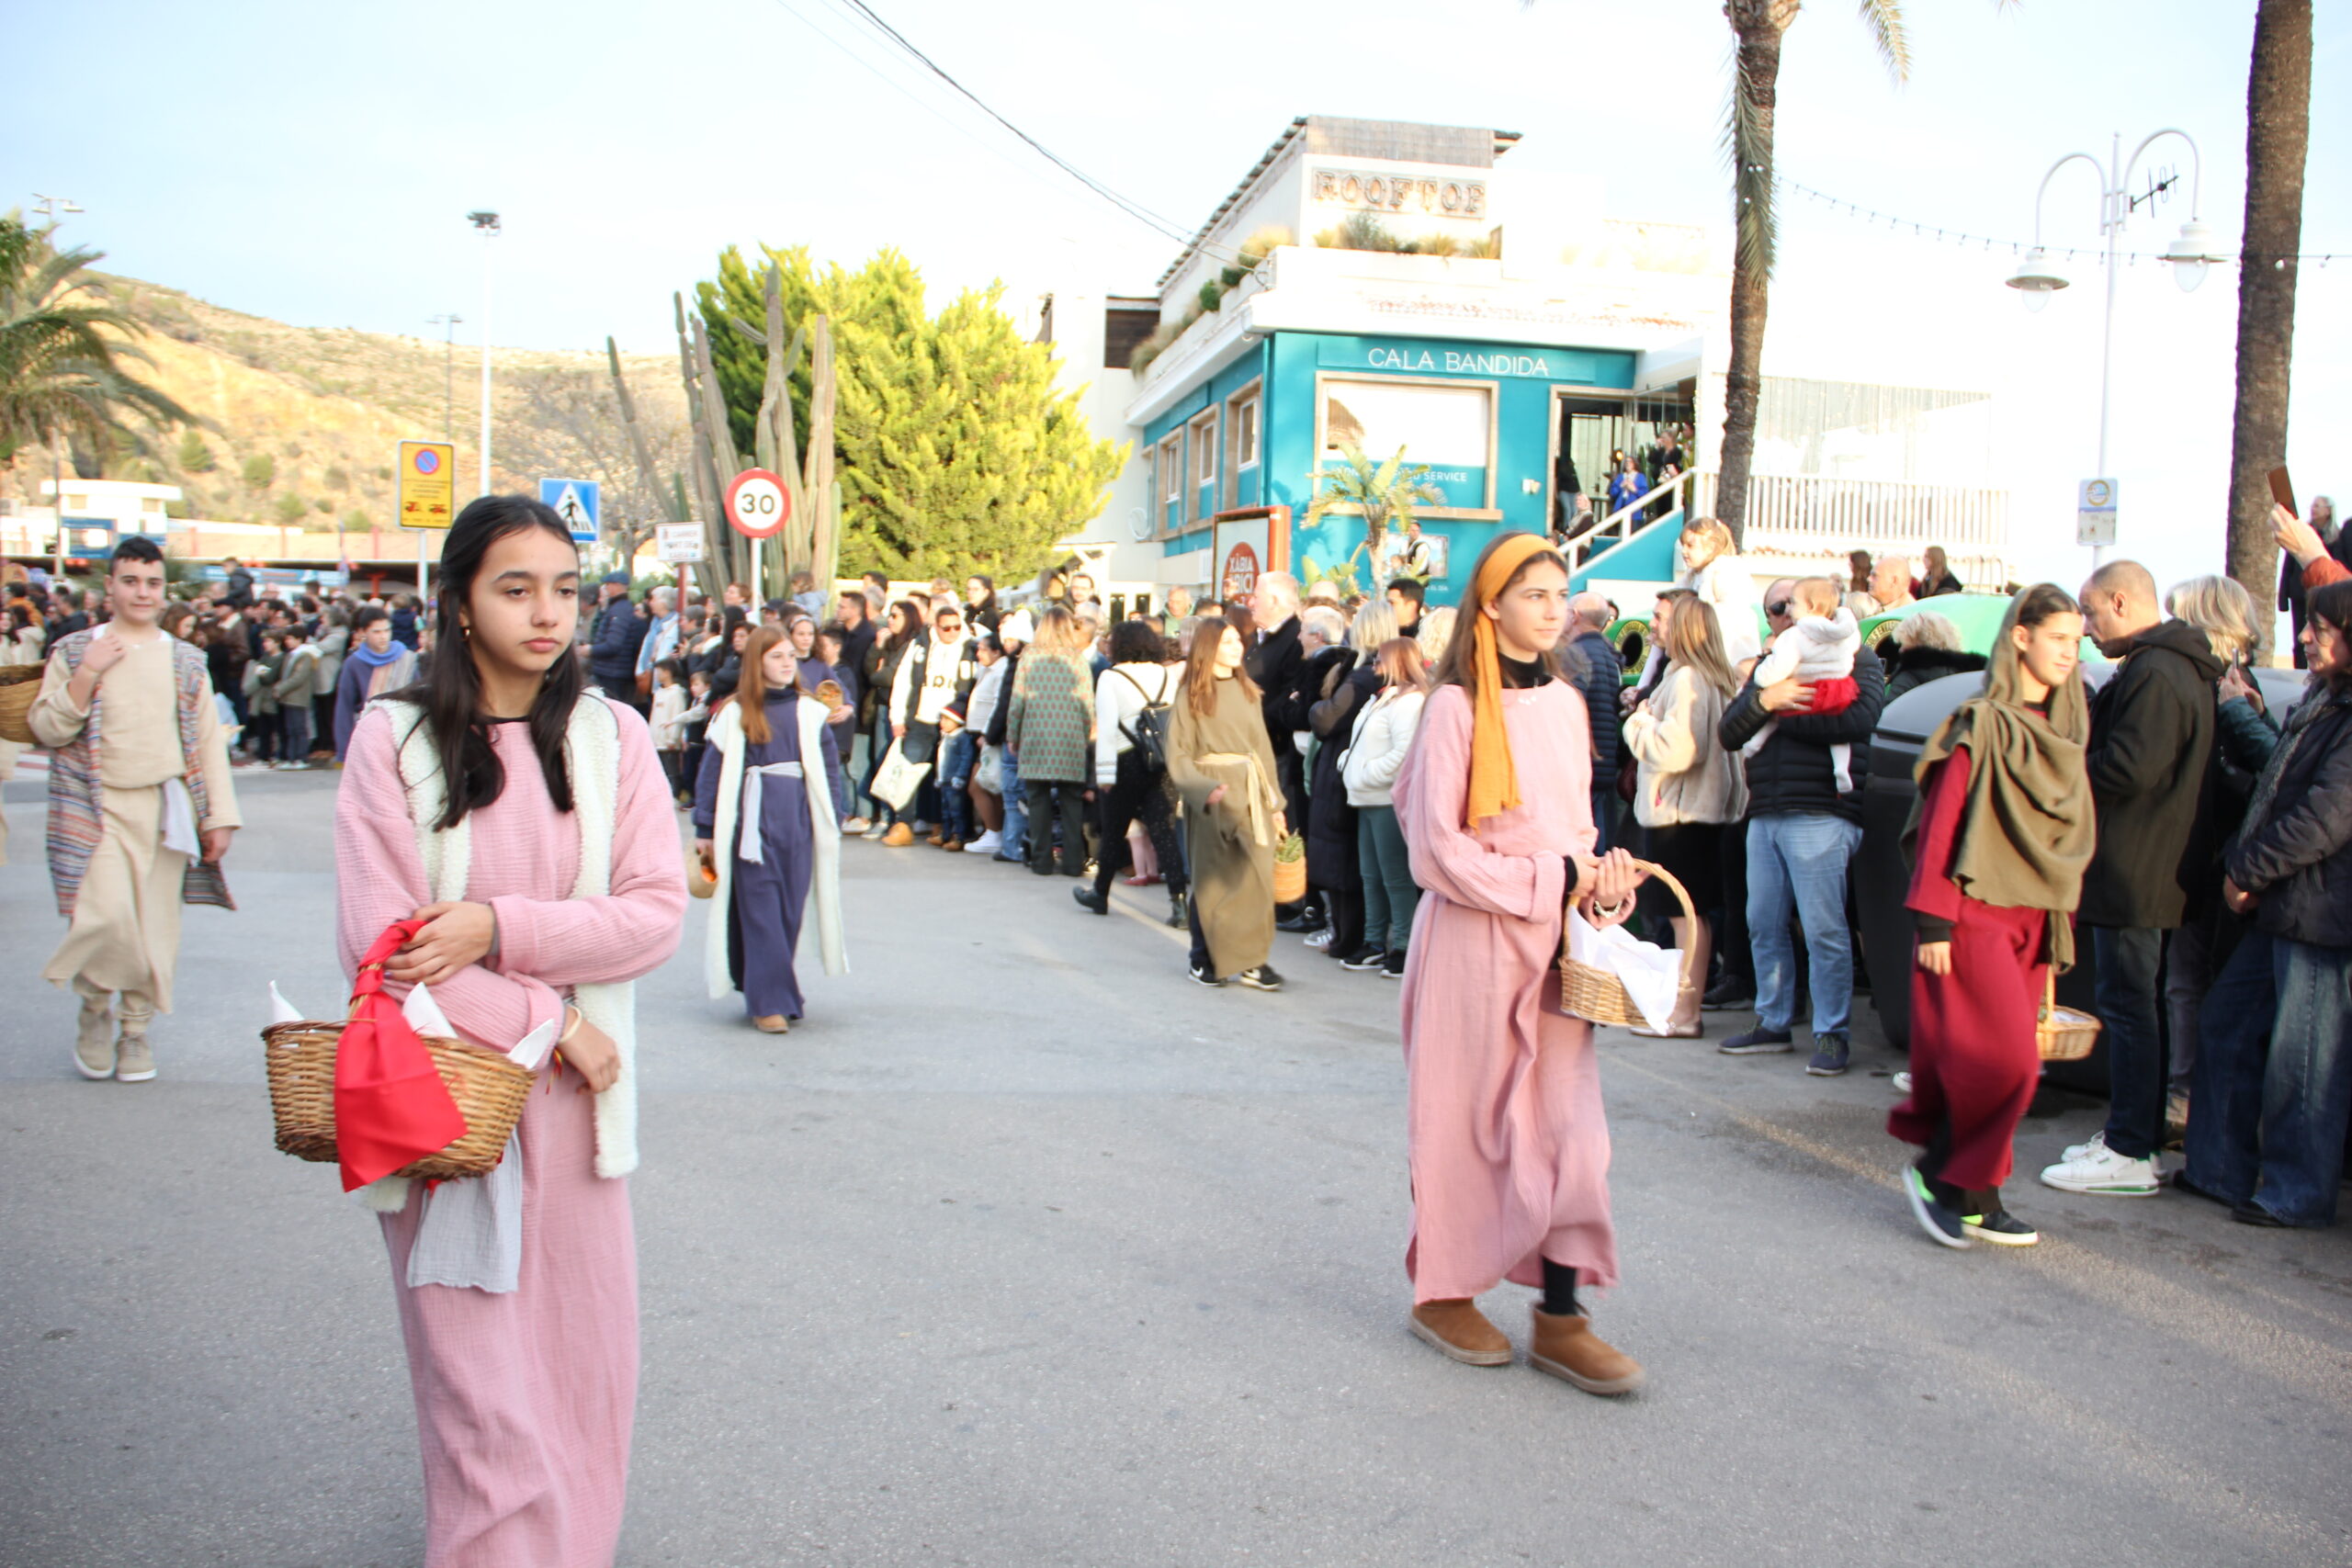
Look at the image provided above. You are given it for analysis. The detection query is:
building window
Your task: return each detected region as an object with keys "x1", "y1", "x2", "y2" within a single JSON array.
[
  {"x1": 1159, "y1": 435, "x2": 1182, "y2": 504},
  {"x1": 1320, "y1": 378, "x2": 1492, "y2": 470},
  {"x1": 1103, "y1": 301, "x2": 1159, "y2": 369},
  {"x1": 1191, "y1": 412, "x2": 1217, "y2": 491},
  {"x1": 1233, "y1": 396, "x2": 1260, "y2": 468}
]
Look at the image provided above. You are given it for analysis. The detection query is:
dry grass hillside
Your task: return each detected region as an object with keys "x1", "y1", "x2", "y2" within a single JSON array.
[{"x1": 38, "y1": 274, "x2": 687, "y2": 529}]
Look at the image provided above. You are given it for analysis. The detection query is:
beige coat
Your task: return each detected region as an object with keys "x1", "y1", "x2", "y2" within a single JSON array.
[
  {"x1": 1166, "y1": 674, "x2": 1281, "y2": 976},
  {"x1": 1623, "y1": 662, "x2": 1747, "y2": 828}
]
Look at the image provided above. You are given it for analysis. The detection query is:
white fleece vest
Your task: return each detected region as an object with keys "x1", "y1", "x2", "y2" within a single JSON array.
[{"x1": 362, "y1": 696, "x2": 639, "y2": 1212}]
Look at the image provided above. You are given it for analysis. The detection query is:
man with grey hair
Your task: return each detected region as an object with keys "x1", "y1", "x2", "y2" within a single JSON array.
[
  {"x1": 634, "y1": 584, "x2": 680, "y2": 707},
  {"x1": 1869, "y1": 555, "x2": 1917, "y2": 614},
  {"x1": 1248, "y1": 570, "x2": 1315, "y2": 927},
  {"x1": 1566, "y1": 592, "x2": 1624, "y2": 851}
]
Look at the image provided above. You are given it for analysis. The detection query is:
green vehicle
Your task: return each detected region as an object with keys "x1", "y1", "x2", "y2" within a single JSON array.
[{"x1": 1606, "y1": 592, "x2": 2096, "y2": 684}]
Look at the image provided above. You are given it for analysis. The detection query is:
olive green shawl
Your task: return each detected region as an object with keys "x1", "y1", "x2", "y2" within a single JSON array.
[{"x1": 1902, "y1": 592, "x2": 2096, "y2": 971}]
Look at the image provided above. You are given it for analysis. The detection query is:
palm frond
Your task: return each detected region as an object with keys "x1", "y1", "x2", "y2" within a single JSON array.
[
  {"x1": 1855, "y1": 0, "x2": 1912, "y2": 83},
  {"x1": 1720, "y1": 36, "x2": 1778, "y2": 283}
]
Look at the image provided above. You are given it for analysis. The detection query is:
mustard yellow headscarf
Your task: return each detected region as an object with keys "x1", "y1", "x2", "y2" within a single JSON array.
[{"x1": 1465, "y1": 532, "x2": 1558, "y2": 830}]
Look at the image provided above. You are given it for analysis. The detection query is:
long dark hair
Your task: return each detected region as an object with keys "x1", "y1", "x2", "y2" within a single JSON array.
[
  {"x1": 882, "y1": 599, "x2": 924, "y2": 657},
  {"x1": 1182, "y1": 615, "x2": 1261, "y2": 716},
  {"x1": 401, "y1": 494, "x2": 586, "y2": 830}
]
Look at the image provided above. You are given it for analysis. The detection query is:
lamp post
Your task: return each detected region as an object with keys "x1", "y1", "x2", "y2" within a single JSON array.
[
  {"x1": 425, "y1": 312, "x2": 463, "y2": 440},
  {"x1": 2005, "y1": 129, "x2": 2223, "y2": 566},
  {"x1": 34, "y1": 194, "x2": 85, "y2": 582},
  {"x1": 467, "y1": 212, "x2": 501, "y2": 498}
]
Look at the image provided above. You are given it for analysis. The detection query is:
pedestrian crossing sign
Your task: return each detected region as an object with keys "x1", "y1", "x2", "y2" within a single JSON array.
[{"x1": 539, "y1": 478, "x2": 600, "y2": 542}]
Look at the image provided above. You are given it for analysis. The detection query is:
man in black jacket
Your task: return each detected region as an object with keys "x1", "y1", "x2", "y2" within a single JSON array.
[
  {"x1": 1246, "y1": 571, "x2": 1312, "y2": 926},
  {"x1": 2041, "y1": 560, "x2": 2222, "y2": 1200},
  {"x1": 587, "y1": 571, "x2": 648, "y2": 705},
  {"x1": 1566, "y1": 592, "x2": 1624, "y2": 850},
  {"x1": 1717, "y1": 595, "x2": 1886, "y2": 1077}
]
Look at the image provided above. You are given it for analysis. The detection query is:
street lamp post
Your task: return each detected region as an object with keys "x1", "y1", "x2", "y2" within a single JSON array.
[
  {"x1": 2005, "y1": 129, "x2": 2223, "y2": 566},
  {"x1": 34, "y1": 194, "x2": 85, "y2": 583},
  {"x1": 469, "y1": 212, "x2": 501, "y2": 500}
]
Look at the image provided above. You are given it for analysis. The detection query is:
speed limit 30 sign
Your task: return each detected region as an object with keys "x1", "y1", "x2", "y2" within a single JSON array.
[{"x1": 725, "y1": 468, "x2": 793, "y2": 540}]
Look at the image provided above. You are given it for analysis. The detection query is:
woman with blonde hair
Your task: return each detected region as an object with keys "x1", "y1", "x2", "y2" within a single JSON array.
[
  {"x1": 1674, "y1": 516, "x2": 1762, "y2": 664},
  {"x1": 1005, "y1": 604, "x2": 1096, "y2": 877},
  {"x1": 1622, "y1": 597, "x2": 1747, "y2": 1036},
  {"x1": 1413, "y1": 604, "x2": 1456, "y2": 670},
  {"x1": 1393, "y1": 532, "x2": 1647, "y2": 1395},
  {"x1": 1342, "y1": 637, "x2": 1430, "y2": 975},
  {"x1": 1884, "y1": 610, "x2": 1987, "y2": 701},
  {"x1": 2162, "y1": 571, "x2": 2278, "y2": 1126}
]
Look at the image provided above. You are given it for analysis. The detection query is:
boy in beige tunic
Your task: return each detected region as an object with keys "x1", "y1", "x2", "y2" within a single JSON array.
[{"x1": 31, "y1": 538, "x2": 239, "y2": 1081}]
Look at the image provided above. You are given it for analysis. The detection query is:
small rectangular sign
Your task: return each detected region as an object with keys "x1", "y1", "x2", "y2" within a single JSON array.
[
  {"x1": 656, "y1": 524, "x2": 705, "y2": 564},
  {"x1": 399, "y1": 441, "x2": 457, "y2": 530},
  {"x1": 2077, "y1": 477, "x2": 2117, "y2": 547},
  {"x1": 538, "y1": 478, "x2": 601, "y2": 542}
]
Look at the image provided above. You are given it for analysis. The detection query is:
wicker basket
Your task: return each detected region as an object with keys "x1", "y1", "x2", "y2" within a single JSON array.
[
  {"x1": 263, "y1": 1013, "x2": 536, "y2": 1179},
  {"x1": 1557, "y1": 860, "x2": 1700, "y2": 1028},
  {"x1": 0, "y1": 662, "x2": 42, "y2": 745},
  {"x1": 1271, "y1": 835, "x2": 1307, "y2": 906},
  {"x1": 2037, "y1": 968, "x2": 2101, "y2": 1062}
]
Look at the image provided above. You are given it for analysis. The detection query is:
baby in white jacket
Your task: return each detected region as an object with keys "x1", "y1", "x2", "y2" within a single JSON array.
[{"x1": 1741, "y1": 580, "x2": 1862, "y2": 792}]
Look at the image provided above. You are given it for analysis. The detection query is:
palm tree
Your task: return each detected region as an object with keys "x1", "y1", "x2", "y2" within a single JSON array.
[
  {"x1": 1715, "y1": 0, "x2": 1912, "y2": 548},
  {"x1": 0, "y1": 212, "x2": 192, "y2": 470},
  {"x1": 1304, "y1": 442, "x2": 1445, "y2": 593},
  {"x1": 2225, "y1": 0, "x2": 2312, "y2": 656}
]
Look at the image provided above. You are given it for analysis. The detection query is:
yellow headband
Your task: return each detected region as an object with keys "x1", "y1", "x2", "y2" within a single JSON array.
[{"x1": 1465, "y1": 533, "x2": 1558, "y2": 829}]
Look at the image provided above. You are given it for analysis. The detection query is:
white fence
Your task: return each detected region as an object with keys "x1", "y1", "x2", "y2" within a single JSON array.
[{"x1": 1690, "y1": 473, "x2": 2012, "y2": 586}]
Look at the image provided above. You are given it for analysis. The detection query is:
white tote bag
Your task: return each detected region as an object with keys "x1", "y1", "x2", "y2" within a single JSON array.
[{"x1": 872, "y1": 739, "x2": 932, "y2": 811}]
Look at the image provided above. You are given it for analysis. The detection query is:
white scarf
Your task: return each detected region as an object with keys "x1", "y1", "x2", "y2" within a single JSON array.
[
  {"x1": 358, "y1": 695, "x2": 640, "y2": 1224},
  {"x1": 704, "y1": 696, "x2": 847, "y2": 998}
]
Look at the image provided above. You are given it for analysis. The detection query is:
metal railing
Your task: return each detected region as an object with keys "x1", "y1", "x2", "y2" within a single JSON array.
[
  {"x1": 1735, "y1": 475, "x2": 2008, "y2": 554},
  {"x1": 1565, "y1": 468, "x2": 1693, "y2": 571}
]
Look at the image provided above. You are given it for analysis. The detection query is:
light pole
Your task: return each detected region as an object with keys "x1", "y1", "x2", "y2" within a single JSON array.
[
  {"x1": 33, "y1": 194, "x2": 85, "y2": 582},
  {"x1": 2005, "y1": 128, "x2": 2223, "y2": 566},
  {"x1": 468, "y1": 211, "x2": 501, "y2": 497},
  {"x1": 426, "y1": 311, "x2": 463, "y2": 440}
]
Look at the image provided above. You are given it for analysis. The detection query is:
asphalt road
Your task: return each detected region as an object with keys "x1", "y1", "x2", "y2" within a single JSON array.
[{"x1": 4, "y1": 763, "x2": 2349, "y2": 1567}]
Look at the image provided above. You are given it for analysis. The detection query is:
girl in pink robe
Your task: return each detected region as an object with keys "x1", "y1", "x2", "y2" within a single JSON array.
[
  {"x1": 334, "y1": 496, "x2": 685, "y2": 1567},
  {"x1": 1393, "y1": 531, "x2": 1645, "y2": 1395}
]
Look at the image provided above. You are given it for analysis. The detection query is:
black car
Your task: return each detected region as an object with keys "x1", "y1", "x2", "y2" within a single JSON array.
[{"x1": 1856, "y1": 663, "x2": 2303, "y2": 1090}]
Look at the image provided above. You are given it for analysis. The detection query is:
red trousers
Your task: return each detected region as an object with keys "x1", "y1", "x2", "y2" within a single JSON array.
[{"x1": 1888, "y1": 900, "x2": 2046, "y2": 1190}]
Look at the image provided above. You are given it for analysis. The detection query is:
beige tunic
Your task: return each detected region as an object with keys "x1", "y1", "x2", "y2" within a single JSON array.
[
  {"x1": 1166, "y1": 674, "x2": 1282, "y2": 976},
  {"x1": 0, "y1": 624, "x2": 41, "y2": 864},
  {"x1": 32, "y1": 634, "x2": 239, "y2": 1009}
]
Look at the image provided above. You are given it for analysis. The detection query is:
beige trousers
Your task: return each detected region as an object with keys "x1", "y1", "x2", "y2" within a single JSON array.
[{"x1": 41, "y1": 784, "x2": 184, "y2": 1012}]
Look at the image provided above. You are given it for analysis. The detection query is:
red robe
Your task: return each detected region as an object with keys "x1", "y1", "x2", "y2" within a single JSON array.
[{"x1": 1886, "y1": 746, "x2": 2048, "y2": 1190}]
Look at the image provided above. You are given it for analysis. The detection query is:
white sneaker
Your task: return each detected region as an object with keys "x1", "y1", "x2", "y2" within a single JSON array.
[
  {"x1": 862, "y1": 824, "x2": 889, "y2": 841},
  {"x1": 963, "y1": 830, "x2": 1001, "y2": 854},
  {"x1": 2039, "y1": 1134, "x2": 2162, "y2": 1197},
  {"x1": 1305, "y1": 929, "x2": 1334, "y2": 950},
  {"x1": 1892, "y1": 1070, "x2": 1913, "y2": 1096}
]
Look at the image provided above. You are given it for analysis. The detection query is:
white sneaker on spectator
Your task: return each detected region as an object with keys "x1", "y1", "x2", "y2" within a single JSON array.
[
  {"x1": 2060, "y1": 1128, "x2": 2115, "y2": 1163},
  {"x1": 963, "y1": 830, "x2": 1001, "y2": 854},
  {"x1": 2039, "y1": 1134, "x2": 2161, "y2": 1197},
  {"x1": 1305, "y1": 929, "x2": 1334, "y2": 950},
  {"x1": 1891, "y1": 1070, "x2": 1913, "y2": 1096}
]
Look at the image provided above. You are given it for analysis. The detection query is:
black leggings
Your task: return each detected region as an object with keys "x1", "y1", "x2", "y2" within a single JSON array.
[
  {"x1": 1024, "y1": 778, "x2": 1088, "y2": 873},
  {"x1": 1092, "y1": 752, "x2": 1186, "y2": 899}
]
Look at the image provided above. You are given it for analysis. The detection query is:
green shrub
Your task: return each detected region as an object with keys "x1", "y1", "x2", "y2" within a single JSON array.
[
  {"x1": 175, "y1": 431, "x2": 217, "y2": 473},
  {"x1": 274, "y1": 492, "x2": 308, "y2": 523},
  {"x1": 242, "y1": 453, "x2": 276, "y2": 490}
]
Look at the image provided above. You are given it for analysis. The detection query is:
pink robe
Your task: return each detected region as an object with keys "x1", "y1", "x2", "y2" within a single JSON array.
[
  {"x1": 335, "y1": 707, "x2": 686, "y2": 1568},
  {"x1": 1394, "y1": 680, "x2": 1619, "y2": 1302}
]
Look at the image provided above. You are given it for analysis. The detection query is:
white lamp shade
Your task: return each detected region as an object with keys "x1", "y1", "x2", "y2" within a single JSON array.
[
  {"x1": 2007, "y1": 247, "x2": 2068, "y2": 310},
  {"x1": 2167, "y1": 220, "x2": 2219, "y2": 292}
]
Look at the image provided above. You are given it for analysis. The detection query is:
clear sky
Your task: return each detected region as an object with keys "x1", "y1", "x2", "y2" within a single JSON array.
[{"x1": 9, "y1": 0, "x2": 2347, "y2": 598}]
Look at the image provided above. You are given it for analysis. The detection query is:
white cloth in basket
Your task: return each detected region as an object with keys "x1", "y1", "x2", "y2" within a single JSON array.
[{"x1": 1566, "y1": 910, "x2": 1683, "y2": 1032}]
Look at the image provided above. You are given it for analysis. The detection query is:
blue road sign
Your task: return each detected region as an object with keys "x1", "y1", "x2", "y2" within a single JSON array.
[{"x1": 539, "y1": 478, "x2": 601, "y2": 542}]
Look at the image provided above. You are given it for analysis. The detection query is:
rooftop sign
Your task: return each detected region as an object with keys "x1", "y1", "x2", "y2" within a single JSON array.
[{"x1": 1311, "y1": 168, "x2": 1487, "y2": 220}]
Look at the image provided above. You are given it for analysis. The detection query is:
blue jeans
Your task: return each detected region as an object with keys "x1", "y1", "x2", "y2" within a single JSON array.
[
  {"x1": 2092, "y1": 926, "x2": 2169, "y2": 1160},
  {"x1": 1745, "y1": 812, "x2": 1861, "y2": 1037},
  {"x1": 999, "y1": 747, "x2": 1026, "y2": 859},
  {"x1": 2186, "y1": 928, "x2": 2352, "y2": 1225},
  {"x1": 938, "y1": 730, "x2": 977, "y2": 841}
]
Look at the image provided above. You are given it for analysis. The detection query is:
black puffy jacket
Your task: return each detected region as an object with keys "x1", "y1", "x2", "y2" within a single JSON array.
[
  {"x1": 2078, "y1": 618, "x2": 2223, "y2": 929},
  {"x1": 1566, "y1": 630, "x2": 1623, "y2": 783},
  {"x1": 2226, "y1": 685, "x2": 2352, "y2": 949},
  {"x1": 1717, "y1": 645, "x2": 1887, "y2": 823}
]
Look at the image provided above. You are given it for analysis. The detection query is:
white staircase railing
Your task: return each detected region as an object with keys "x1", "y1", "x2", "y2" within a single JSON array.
[{"x1": 1565, "y1": 468, "x2": 1693, "y2": 573}]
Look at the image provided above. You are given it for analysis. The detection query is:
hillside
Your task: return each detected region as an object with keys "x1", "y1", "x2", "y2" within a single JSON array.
[{"x1": 40, "y1": 274, "x2": 688, "y2": 530}]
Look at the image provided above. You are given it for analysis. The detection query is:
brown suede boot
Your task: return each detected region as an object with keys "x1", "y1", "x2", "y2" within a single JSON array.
[
  {"x1": 1408, "y1": 1298, "x2": 1512, "y2": 1366},
  {"x1": 1529, "y1": 1305, "x2": 1644, "y2": 1394}
]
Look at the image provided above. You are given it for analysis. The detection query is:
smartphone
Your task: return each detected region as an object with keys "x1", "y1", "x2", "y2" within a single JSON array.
[{"x1": 2270, "y1": 467, "x2": 2298, "y2": 516}]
